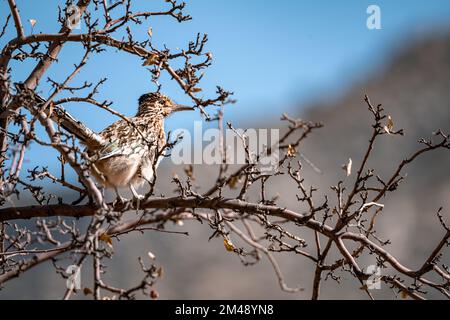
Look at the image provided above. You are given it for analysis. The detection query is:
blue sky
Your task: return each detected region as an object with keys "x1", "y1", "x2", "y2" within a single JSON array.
[{"x1": 1, "y1": 0, "x2": 450, "y2": 184}]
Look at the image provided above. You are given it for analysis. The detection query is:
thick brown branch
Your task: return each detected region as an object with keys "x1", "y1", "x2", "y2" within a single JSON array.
[
  {"x1": 0, "y1": 197, "x2": 316, "y2": 225},
  {"x1": 7, "y1": 0, "x2": 24, "y2": 39}
]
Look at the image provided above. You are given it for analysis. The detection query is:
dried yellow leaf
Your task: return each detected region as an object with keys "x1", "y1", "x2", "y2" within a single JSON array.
[
  {"x1": 147, "y1": 27, "x2": 153, "y2": 38},
  {"x1": 99, "y1": 233, "x2": 113, "y2": 247},
  {"x1": 228, "y1": 176, "x2": 240, "y2": 189},
  {"x1": 28, "y1": 19, "x2": 37, "y2": 27},
  {"x1": 223, "y1": 238, "x2": 235, "y2": 252},
  {"x1": 400, "y1": 290, "x2": 409, "y2": 299},
  {"x1": 83, "y1": 287, "x2": 93, "y2": 295},
  {"x1": 384, "y1": 115, "x2": 394, "y2": 134},
  {"x1": 142, "y1": 54, "x2": 159, "y2": 66},
  {"x1": 387, "y1": 115, "x2": 394, "y2": 130},
  {"x1": 184, "y1": 164, "x2": 195, "y2": 180},
  {"x1": 150, "y1": 290, "x2": 159, "y2": 299},
  {"x1": 287, "y1": 144, "x2": 296, "y2": 157},
  {"x1": 343, "y1": 158, "x2": 352, "y2": 176},
  {"x1": 156, "y1": 266, "x2": 164, "y2": 278}
]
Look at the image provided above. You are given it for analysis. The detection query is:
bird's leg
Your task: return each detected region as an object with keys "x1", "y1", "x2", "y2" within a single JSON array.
[
  {"x1": 114, "y1": 187, "x2": 127, "y2": 204},
  {"x1": 129, "y1": 184, "x2": 144, "y2": 210},
  {"x1": 129, "y1": 184, "x2": 144, "y2": 200}
]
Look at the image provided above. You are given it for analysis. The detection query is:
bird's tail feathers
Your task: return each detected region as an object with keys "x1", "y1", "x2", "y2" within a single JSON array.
[{"x1": 52, "y1": 105, "x2": 105, "y2": 148}]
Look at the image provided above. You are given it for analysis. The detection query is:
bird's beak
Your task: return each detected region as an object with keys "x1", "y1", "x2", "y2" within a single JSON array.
[{"x1": 172, "y1": 104, "x2": 195, "y2": 113}]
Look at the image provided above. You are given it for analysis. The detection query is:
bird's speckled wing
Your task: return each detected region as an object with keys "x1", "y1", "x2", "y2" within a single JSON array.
[{"x1": 93, "y1": 116, "x2": 163, "y2": 161}]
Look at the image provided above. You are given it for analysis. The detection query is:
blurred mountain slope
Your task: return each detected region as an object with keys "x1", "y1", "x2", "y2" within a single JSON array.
[
  {"x1": 297, "y1": 33, "x2": 450, "y2": 291},
  {"x1": 154, "y1": 32, "x2": 450, "y2": 299}
]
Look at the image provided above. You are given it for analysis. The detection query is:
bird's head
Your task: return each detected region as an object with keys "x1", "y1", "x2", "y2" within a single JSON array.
[{"x1": 137, "y1": 92, "x2": 193, "y2": 117}]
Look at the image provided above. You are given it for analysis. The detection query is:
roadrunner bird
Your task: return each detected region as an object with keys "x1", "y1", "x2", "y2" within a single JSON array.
[
  {"x1": 87, "y1": 93, "x2": 193, "y2": 201},
  {"x1": 55, "y1": 92, "x2": 193, "y2": 201},
  {"x1": 87, "y1": 93, "x2": 193, "y2": 200},
  {"x1": 16, "y1": 85, "x2": 193, "y2": 201}
]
